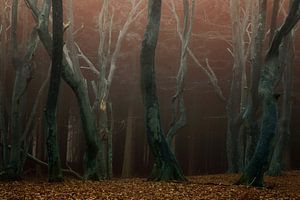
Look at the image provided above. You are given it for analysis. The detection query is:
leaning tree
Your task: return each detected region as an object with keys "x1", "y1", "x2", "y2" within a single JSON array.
[
  {"x1": 140, "y1": 0, "x2": 186, "y2": 181},
  {"x1": 236, "y1": 0, "x2": 300, "y2": 187}
]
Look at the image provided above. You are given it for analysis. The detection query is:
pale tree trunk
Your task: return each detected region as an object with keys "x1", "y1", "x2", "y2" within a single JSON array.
[
  {"x1": 26, "y1": 0, "x2": 143, "y2": 180},
  {"x1": 140, "y1": 0, "x2": 185, "y2": 181},
  {"x1": 165, "y1": 0, "x2": 195, "y2": 150},
  {"x1": 77, "y1": 0, "x2": 143, "y2": 179},
  {"x1": 236, "y1": 0, "x2": 300, "y2": 186},
  {"x1": 226, "y1": 0, "x2": 252, "y2": 173},
  {"x1": 96, "y1": 0, "x2": 143, "y2": 179},
  {"x1": 25, "y1": 0, "x2": 101, "y2": 180}
]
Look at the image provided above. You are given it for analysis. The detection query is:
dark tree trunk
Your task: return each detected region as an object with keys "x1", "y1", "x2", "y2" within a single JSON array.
[
  {"x1": 0, "y1": 84, "x2": 8, "y2": 169},
  {"x1": 0, "y1": 0, "x2": 39, "y2": 181},
  {"x1": 25, "y1": 0, "x2": 101, "y2": 180},
  {"x1": 140, "y1": 0, "x2": 186, "y2": 181},
  {"x1": 267, "y1": 31, "x2": 294, "y2": 176},
  {"x1": 244, "y1": 0, "x2": 267, "y2": 166},
  {"x1": 9, "y1": 0, "x2": 25, "y2": 179},
  {"x1": 44, "y1": 0, "x2": 64, "y2": 182},
  {"x1": 236, "y1": 0, "x2": 300, "y2": 186}
]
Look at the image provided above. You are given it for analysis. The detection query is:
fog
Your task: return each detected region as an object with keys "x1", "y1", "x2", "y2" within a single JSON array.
[{"x1": 0, "y1": 0, "x2": 300, "y2": 179}]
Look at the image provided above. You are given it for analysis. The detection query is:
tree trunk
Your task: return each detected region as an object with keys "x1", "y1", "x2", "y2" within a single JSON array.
[
  {"x1": 140, "y1": 0, "x2": 185, "y2": 181},
  {"x1": 0, "y1": 0, "x2": 39, "y2": 181},
  {"x1": 0, "y1": 83, "x2": 8, "y2": 169},
  {"x1": 236, "y1": 0, "x2": 300, "y2": 186},
  {"x1": 25, "y1": 0, "x2": 101, "y2": 180},
  {"x1": 44, "y1": 0, "x2": 64, "y2": 182},
  {"x1": 122, "y1": 107, "x2": 134, "y2": 178},
  {"x1": 166, "y1": 0, "x2": 194, "y2": 149},
  {"x1": 267, "y1": 31, "x2": 294, "y2": 176},
  {"x1": 226, "y1": 0, "x2": 248, "y2": 173},
  {"x1": 244, "y1": 0, "x2": 267, "y2": 165}
]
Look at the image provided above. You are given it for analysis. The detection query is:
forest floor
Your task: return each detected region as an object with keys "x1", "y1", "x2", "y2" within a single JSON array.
[{"x1": 0, "y1": 171, "x2": 300, "y2": 199}]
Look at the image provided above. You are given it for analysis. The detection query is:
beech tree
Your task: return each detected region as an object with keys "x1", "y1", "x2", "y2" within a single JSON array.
[
  {"x1": 164, "y1": 0, "x2": 195, "y2": 150},
  {"x1": 69, "y1": 0, "x2": 144, "y2": 179},
  {"x1": 226, "y1": 0, "x2": 253, "y2": 173},
  {"x1": 140, "y1": 0, "x2": 186, "y2": 181},
  {"x1": 25, "y1": 0, "x2": 100, "y2": 180},
  {"x1": 267, "y1": 2, "x2": 295, "y2": 176},
  {"x1": 236, "y1": 0, "x2": 300, "y2": 186},
  {"x1": 243, "y1": 0, "x2": 267, "y2": 165},
  {"x1": 44, "y1": 0, "x2": 64, "y2": 182},
  {"x1": 0, "y1": 0, "x2": 40, "y2": 180},
  {"x1": 26, "y1": 0, "x2": 143, "y2": 180}
]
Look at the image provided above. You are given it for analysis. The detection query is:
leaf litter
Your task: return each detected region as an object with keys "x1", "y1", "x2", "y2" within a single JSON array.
[{"x1": 1, "y1": 171, "x2": 300, "y2": 199}]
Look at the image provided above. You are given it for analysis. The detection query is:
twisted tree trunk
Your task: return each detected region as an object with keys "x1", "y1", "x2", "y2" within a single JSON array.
[
  {"x1": 243, "y1": 0, "x2": 267, "y2": 166},
  {"x1": 236, "y1": 0, "x2": 300, "y2": 186},
  {"x1": 140, "y1": 0, "x2": 185, "y2": 181},
  {"x1": 268, "y1": 31, "x2": 294, "y2": 176},
  {"x1": 25, "y1": 0, "x2": 101, "y2": 180}
]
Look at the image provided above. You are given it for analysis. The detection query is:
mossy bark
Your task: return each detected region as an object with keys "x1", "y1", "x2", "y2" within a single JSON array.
[{"x1": 140, "y1": 0, "x2": 186, "y2": 182}]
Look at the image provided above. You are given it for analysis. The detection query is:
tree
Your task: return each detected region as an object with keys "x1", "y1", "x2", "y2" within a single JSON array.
[
  {"x1": 44, "y1": 0, "x2": 64, "y2": 182},
  {"x1": 226, "y1": 0, "x2": 253, "y2": 173},
  {"x1": 70, "y1": 0, "x2": 144, "y2": 179},
  {"x1": 243, "y1": 0, "x2": 267, "y2": 165},
  {"x1": 267, "y1": 2, "x2": 295, "y2": 176},
  {"x1": 236, "y1": 0, "x2": 300, "y2": 186},
  {"x1": 140, "y1": 0, "x2": 186, "y2": 181},
  {"x1": 25, "y1": 0, "x2": 100, "y2": 180},
  {"x1": 0, "y1": 0, "x2": 39, "y2": 180},
  {"x1": 0, "y1": 0, "x2": 10, "y2": 171},
  {"x1": 25, "y1": 0, "x2": 144, "y2": 180},
  {"x1": 165, "y1": 0, "x2": 195, "y2": 150}
]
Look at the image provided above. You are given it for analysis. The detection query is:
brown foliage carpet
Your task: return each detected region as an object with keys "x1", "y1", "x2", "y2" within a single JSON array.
[{"x1": 1, "y1": 171, "x2": 300, "y2": 199}]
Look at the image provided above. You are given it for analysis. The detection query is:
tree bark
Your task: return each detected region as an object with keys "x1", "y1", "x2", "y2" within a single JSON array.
[
  {"x1": 236, "y1": 0, "x2": 300, "y2": 186},
  {"x1": 140, "y1": 0, "x2": 185, "y2": 181},
  {"x1": 25, "y1": 0, "x2": 101, "y2": 180},
  {"x1": 0, "y1": 0, "x2": 39, "y2": 181},
  {"x1": 44, "y1": 0, "x2": 64, "y2": 182},
  {"x1": 243, "y1": 0, "x2": 267, "y2": 166},
  {"x1": 267, "y1": 30, "x2": 294, "y2": 176},
  {"x1": 122, "y1": 106, "x2": 134, "y2": 178},
  {"x1": 226, "y1": 0, "x2": 252, "y2": 173},
  {"x1": 166, "y1": 0, "x2": 195, "y2": 150},
  {"x1": 0, "y1": 83, "x2": 8, "y2": 169}
]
